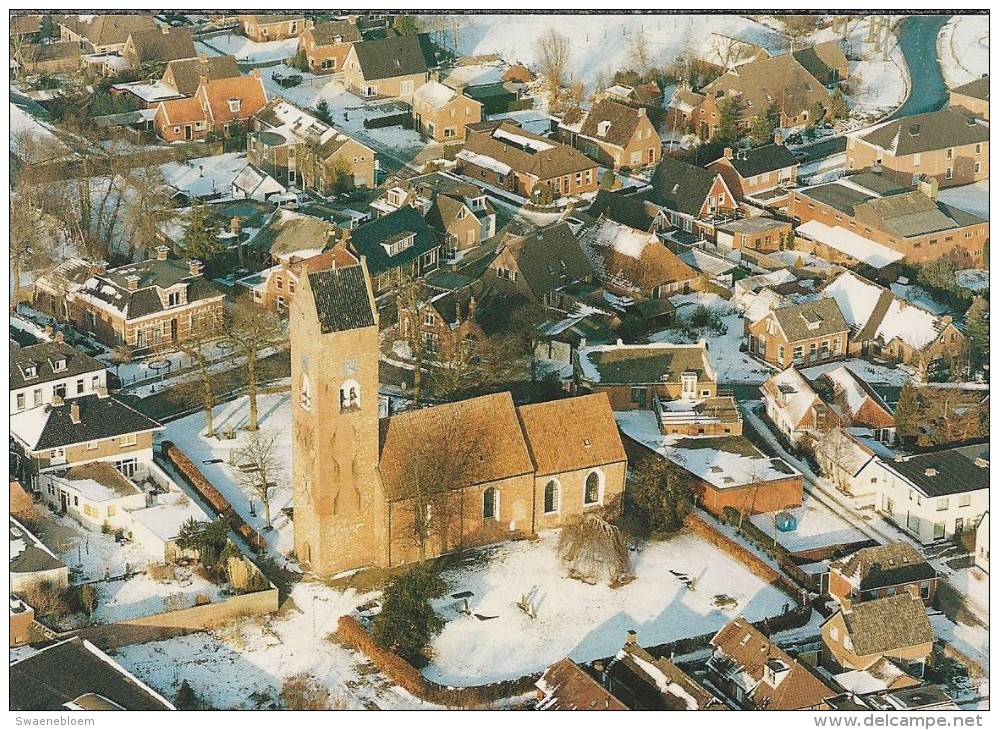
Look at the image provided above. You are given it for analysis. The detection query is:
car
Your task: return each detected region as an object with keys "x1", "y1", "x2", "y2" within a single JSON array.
[{"x1": 272, "y1": 73, "x2": 302, "y2": 89}]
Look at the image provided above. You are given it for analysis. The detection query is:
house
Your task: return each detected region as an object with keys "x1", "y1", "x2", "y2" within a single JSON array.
[
  {"x1": 538, "y1": 307, "x2": 619, "y2": 372},
  {"x1": 716, "y1": 216, "x2": 792, "y2": 254},
  {"x1": 790, "y1": 175, "x2": 988, "y2": 265},
  {"x1": 557, "y1": 99, "x2": 661, "y2": 171},
  {"x1": 10, "y1": 637, "x2": 175, "y2": 710},
  {"x1": 249, "y1": 100, "x2": 376, "y2": 191},
  {"x1": 424, "y1": 193, "x2": 496, "y2": 260},
  {"x1": 10, "y1": 340, "x2": 107, "y2": 415},
  {"x1": 10, "y1": 14, "x2": 43, "y2": 41},
  {"x1": 846, "y1": 109, "x2": 989, "y2": 189},
  {"x1": 412, "y1": 81, "x2": 484, "y2": 143},
  {"x1": 10, "y1": 392, "x2": 163, "y2": 488},
  {"x1": 708, "y1": 617, "x2": 835, "y2": 710},
  {"x1": 10, "y1": 516, "x2": 69, "y2": 594},
  {"x1": 342, "y1": 32, "x2": 437, "y2": 99},
  {"x1": 57, "y1": 13, "x2": 157, "y2": 55},
  {"x1": 821, "y1": 593, "x2": 935, "y2": 676},
  {"x1": 484, "y1": 222, "x2": 594, "y2": 307},
  {"x1": 246, "y1": 209, "x2": 343, "y2": 264},
  {"x1": 577, "y1": 342, "x2": 742, "y2": 437},
  {"x1": 297, "y1": 19, "x2": 362, "y2": 74},
  {"x1": 747, "y1": 298, "x2": 850, "y2": 369},
  {"x1": 17, "y1": 42, "x2": 83, "y2": 75},
  {"x1": 38, "y1": 461, "x2": 147, "y2": 531},
  {"x1": 795, "y1": 219, "x2": 905, "y2": 274},
  {"x1": 121, "y1": 26, "x2": 196, "y2": 69},
  {"x1": 240, "y1": 244, "x2": 358, "y2": 316},
  {"x1": 458, "y1": 121, "x2": 599, "y2": 201},
  {"x1": 677, "y1": 247, "x2": 740, "y2": 288},
  {"x1": 160, "y1": 54, "x2": 241, "y2": 97},
  {"x1": 828, "y1": 543, "x2": 938, "y2": 608},
  {"x1": 587, "y1": 188, "x2": 663, "y2": 233},
  {"x1": 580, "y1": 215, "x2": 696, "y2": 300},
  {"x1": 792, "y1": 40, "x2": 850, "y2": 85},
  {"x1": 975, "y1": 511, "x2": 989, "y2": 573},
  {"x1": 647, "y1": 156, "x2": 738, "y2": 239},
  {"x1": 153, "y1": 96, "x2": 209, "y2": 142},
  {"x1": 817, "y1": 366, "x2": 895, "y2": 442},
  {"x1": 707, "y1": 144, "x2": 798, "y2": 204},
  {"x1": 760, "y1": 366, "x2": 830, "y2": 446},
  {"x1": 821, "y1": 271, "x2": 967, "y2": 375},
  {"x1": 194, "y1": 71, "x2": 268, "y2": 138},
  {"x1": 462, "y1": 81, "x2": 525, "y2": 115},
  {"x1": 347, "y1": 206, "x2": 442, "y2": 297},
  {"x1": 831, "y1": 656, "x2": 923, "y2": 697},
  {"x1": 858, "y1": 445, "x2": 989, "y2": 544},
  {"x1": 32, "y1": 248, "x2": 226, "y2": 356},
  {"x1": 236, "y1": 14, "x2": 306, "y2": 42},
  {"x1": 397, "y1": 286, "x2": 482, "y2": 361},
  {"x1": 536, "y1": 658, "x2": 628, "y2": 711},
  {"x1": 949, "y1": 75, "x2": 989, "y2": 120},
  {"x1": 813, "y1": 427, "x2": 895, "y2": 497}
]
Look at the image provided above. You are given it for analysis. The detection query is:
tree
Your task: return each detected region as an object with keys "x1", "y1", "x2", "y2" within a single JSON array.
[
  {"x1": 714, "y1": 97, "x2": 743, "y2": 146},
  {"x1": 392, "y1": 14, "x2": 421, "y2": 35},
  {"x1": 176, "y1": 517, "x2": 230, "y2": 569},
  {"x1": 829, "y1": 86, "x2": 848, "y2": 120},
  {"x1": 807, "y1": 100, "x2": 826, "y2": 126},
  {"x1": 965, "y1": 297, "x2": 989, "y2": 377},
  {"x1": 600, "y1": 169, "x2": 617, "y2": 189},
  {"x1": 226, "y1": 295, "x2": 286, "y2": 432},
  {"x1": 80, "y1": 583, "x2": 98, "y2": 618},
  {"x1": 9, "y1": 182, "x2": 59, "y2": 309},
  {"x1": 626, "y1": 28, "x2": 654, "y2": 75},
  {"x1": 234, "y1": 430, "x2": 283, "y2": 530},
  {"x1": 557, "y1": 514, "x2": 634, "y2": 586},
  {"x1": 121, "y1": 164, "x2": 175, "y2": 262},
  {"x1": 180, "y1": 202, "x2": 223, "y2": 262},
  {"x1": 371, "y1": 563, "x2": 447, "y2": 666},
  {"x1": 627, "y1": 455, "x2": 695, "y2": 536},
  {"x1": 21, "y1": 580, "x2": 70, "y2": 621},
  {"x1": 893, "y1": 381, "x2": 920, "y2": 447},
  {"x1": 510, "y1": 300, "x2": 549, "y2": 399},
  {"x1": 172, "y1": 309, "x2": 225, "y2": 437},
  {"x1": 280, "y1": 673, "x2": 347, "y2": 710},
  {"x1": 314, "y1": 99, "x2": 333, "y2": 125},
  {"x1": 535, "y1": 29, "x2": 571, "y2": 107},
  {"x1": 396, "y1": 275, "x2": 431, "y2": 404},
  {"x1": 749, "y1": 111, "x2": 774, "y2": 147},
  {"x1": 174, "y1": 680, "x2": 202, "y2": 710},
  {"x1": 781, "y1": 15, "x2": 820, "y2": 50},
  {"x1": 289, "y1": 49, "x2": 309, "y2": 72},
  {"x1": 326, "y1": 155, "x2": 355, "y2": 195}
]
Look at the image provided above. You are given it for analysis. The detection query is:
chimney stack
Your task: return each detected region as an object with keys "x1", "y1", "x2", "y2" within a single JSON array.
[
  {"x1": 230, "y1": 216, "x2": 242, "y2": 236},
  {"x1": 593, "y1": 660, "x2": 604, "y2": 673},
  {"x1": 125, "y1": 275, "x2": 141, "y2": 291},
  {"x1": 70, "y1": 401, "x2": 81, "y2": 425},
  {"x1": 54, "y1": 331, "x2": 64, "y2": 343},
  {"x1": 93, "y1": 259, "x2": 108, "y2": 274},
  {"x1": 187, "y1": 259, "x2": 204, "y2": 276},
  {"x1": 155, "y1": 245, "x2": 170, "y2": 261},
  {"x1": 723, "y1": 147, "x2": 733, "y2": 160},
  {"x1": 626, "y1": 629, "x2": 637, "y2": 646},
  {"x1": 198, "y1": 51, "x2": 208, "y2": 62}
]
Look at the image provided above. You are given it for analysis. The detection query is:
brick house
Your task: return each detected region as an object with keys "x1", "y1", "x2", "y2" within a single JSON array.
[
  {"x1": 577, "y1": 342, "x2": 742, "y2": 437},
  {"x1": 760, "y1": 366, "x2": 830, "y2": 446},
  {"x1": 790, "y1": 176, "x2": 988, "y2": 265},
  {"x1": 297, "y1": 19, "x2": 362, "y2": 74},
  {"x1": 537, "y1": 658, "x2": 628, "y2": 711},
  {"x1": 347, "y1": 206, "x2": 442, "y2": 297},
  {"x1": 792, "y1": 40, "x2": 849, "y2": 85},
  {"x1": 948, "y1": 76, "x2": 989, "y2": 120},
  {"x1": 707, "y1": 144, "x2": 798, "y2": 204},
  {"x1": 557, "y1": 99, "x2": 661, "y2": 171},
  {"x1": 342, "y1": 33, "x2": 436, "y2": 99},
  {"x1": 236, "y1": 14, "x2": 306, "y2": 42},
  {"x1": 153, "y1": 96, "x2": 209, "y2": 142},
  {"x1": 397, "y1": 286, "x2": 482, "y2": 361},
  {"x1": 17, "y1": 42, "x2": 82, "y2": 75},
  {"x1": 458, "y1": 121, "x2": 599, "y2": 201},
  {"x1": 10, "y1": 340, "x2": 107, "y2": 415},
  {"x1": 846, "y1": 109, "x2": 989, "y2": 188},
  {"x1": 121, "y1": 26, "x2": 195, "y2": 69},
  {"x1": 647, "y1": 156, "x2": 737, "y2": 239},
  {"x1": 715, "y1": 217, "x2": 791, "y2": 254},
  {"x1": 412, "y1": 80, "x2": 484, "y2": 143},
  {"x1": 57, "y1": 13, "x2": 156, "y2": 54},
  {"x1": 747, "y1": 298, "x2": 850, "y2": 369},
  {"x1": 32, "y1": 247, "x2": 225, "y2": 356},
  {"x1": 160, "y1": 54, "x2": 240, "y2": 97},
  {"x1": 154, "y1": 71, "x2": 268, "y2": 142},
  {"x1": 424, "y1": 191, "x2": 496, "y2": 259},
  {"x1": 708, "y1": 617, "x2": 834, "y2": 710},
  {"x1": 821, "y1": 593, "x2": 935, "y2": 676},
  {"x1": 9, "y1": 597, "x2": 34, "y2": 648},
  {"x1": 817, "y1": 366, "x2": 895, "y2": 442},
  {"x1": 828, "y1": 543, "x2": 938, "y2": 608}
]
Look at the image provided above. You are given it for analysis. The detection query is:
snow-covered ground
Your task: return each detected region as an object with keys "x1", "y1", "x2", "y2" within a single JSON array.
[
  {"x1": 196, "y1": 34, "x2": 298, "y2": 65},
  {"x1": 92, "y1": 567, "x2": 227, "y2": 624},
  {"x1": 10, "y1": 102, "x2": 66, "y2": 163},
  {"x1": 937, "y1": 180, "x2": 989, "y2": 220},
  {"x1": 116, "y1": 582, "x2": 431, "y2": 710},
  {"x1": 422, "y1": 531, "x2": 792, "y2": 684},
  {"x1": 937, "y1": 15, "x2": 989, "y2": 88},
  {"x1": 748, "y1": 495, "x2": 869, "y2": 555},
  {"x1": 955, "y1": 268, "x2": 990, "y2": 292},
  {"x1": 159, "y1": 152, "x2": 248, "y2": 200},
  {"x1": 649, "y1": 292, "x2": 774, "y2": 385},
  {"x1": 162, "y1": 393, "x2": 295, "y2": 561},
  {"x1": 800, "y1": 358, "x2": 914, "y2": 387}
]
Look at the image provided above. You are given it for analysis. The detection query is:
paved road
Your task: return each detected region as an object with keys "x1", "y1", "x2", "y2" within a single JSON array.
[{"x1": 887, "y1": 14, "x2": 952, "y2": 120}]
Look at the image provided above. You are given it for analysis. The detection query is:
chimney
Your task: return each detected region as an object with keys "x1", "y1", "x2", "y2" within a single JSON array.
[
  {"x1": 155, "y1": 245, "x2": 170, "y2": 261},
  {"x1": 54, "y1": 331, "x2": 64, "y2": 343},
  {"x1": 626, "y1": 629, "x2": 637, "y2": 646},
  {"x1": 894, "y1": 454, "x2": 905, "y2": 462},
  {"x1": 125, "y1": 275, "x2": 141, "y2": 291},
  {"x1": 161, "y1": 25, "x2": 170, "y2": 34},
  {"x1": 93, "y1": 259, "x2": 108, "y2": 274},
  {"x1": 230, "y1": 216, "x2": 242, "y2": 236},
  {"x1": 187, "y1": 259, "x2": 204, "y2": 276},
  {"x1": 723, "y1": 147, "x2": 733, "y2": 160},
  {"x1": 70, "y1": 401, "x2": 81, "y2": 425},
  {"x1": 44, "y1": 324, "x2": 53, "y2": 336},
  {"x1": 96, "y1": 386, "x2": 109, "y2": 399},
  {"x1": 593, "y1": 660, "x2": 604, "y2": 673},
  {"x1": 469, "y1": 295, "x2": 477, "y2": 318},
  {"x1": 51, "y1": 395, "x2": 64, "y2": 407},
  {"x1": 924, "y1": 467, "x2": 938, "y2": 477}
]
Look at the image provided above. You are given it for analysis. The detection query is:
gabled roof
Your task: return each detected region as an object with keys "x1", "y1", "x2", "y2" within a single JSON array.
[
  {"x1": 350, "y1": 32, "x2": 437, "y2": 81},
  {"x1": 348, "y1": 205, "x2": 440, "y2": 276},
  {"x1": 853, "y1": 191, "x2": 979, "y2": 239},
  {"x1": 251, "y1": 209, "x2": 336, "y2": 258},
  {"x1": 306, "y1": 264, "x2": 376, "y2": 334},
  {"x1": 163, "y1": 55, "x2": 240, "y2": 97},
  {"x1": 650, "y1": 156, "x2": 720, "y2": 217},
  {"x1": 701, "y1": 53, "x2": 831, "y2": 119},
  {"x1": 22, "y1": 41, "x2": 82, "y2": 64},
  {"x1": 577, "y1": 98, "x2": 648, "y2": 149},
  {"x1": 57, "y1": 13, "x2": 156, "y2": 47},
  {"x1": 10, "y1": 14, "x2": 42, "y2": 36},
  {"x1": 10, "y1": 394, "x2": 162, "y2": 452},
  {"x1": 718, "y1": 144, "x2": 797, "y2": 178},
  {"x1": 157, "y1": 95, "x2": 207, "y2": 126},
  {"x1": 198, "y1": 74, "x2": 268, "y2": 125},
  {"x1": 308, "y1": 19, "x2": 362, "y2": 46},
  {"x1": 607, "y1": 642, "x2": 726, "y2": 711},
  {"x1": 839, "y1": 593, "x2": 935, "y2": 656},
  {"x1": 859, "y1": 109, "x2": 989, "y2": 156},
  {"x1": 126, "y1": 27, "x2": 196, "y2": 64},
  {"x1": 761, "y1": 367, "x2": 820, "y2": 432},
  {"x1": 412, "y1": 79, "x2": 460, "y2": 110},
  {"x1": 792, "y1": 40, "x2": 848, "y2": 82},
  {"x1": 461, "y1": 122, "x2": 597, "y2": 181},
  {"x1": 829, "y1": 543, "x2": 935, "y2": 591},
  {"x1": 10, "y1": 516, "x2": 66, "y2": 576},
  {"x1": 582, "y1": 216, "x2": 695, "y2": 293},
  {"x1": 820, "y1": 366, "x2": 894, "y2": 427},
  {"x1": 950, "y1": 75, "x2": 989, "y2": 101},
  {"x1": 10, "y1": 341, "x2": 104, "y2": 391},
  {"x1": 517, "y1": 393, "x2": 626, "y2": 476},
  {"x1": 875, "y1": 447, "x2": 989, "y2": 498},
  {"x1": 10, "y1": 637, "x2": 175, "y2": 710},
  {"x1": 501, "y1": 222, "x2": 594, "y2": 299},
  {"x1": 588, "y1": 189, "x2": 657, "y2": 232},
  {"x1": 769, "y1": 298, "x2": 849, "y2": 343},
  {"x1": 537, "y1": 658, "x2": 627, "y2": 711},
  {"x1": 577, "y1": 342, "x2": 716, "y2": 385}
]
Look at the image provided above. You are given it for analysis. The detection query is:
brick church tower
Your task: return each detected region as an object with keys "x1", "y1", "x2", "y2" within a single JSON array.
[{"x1": 290, "y1": 260, "x2": 388, "y2": 576}]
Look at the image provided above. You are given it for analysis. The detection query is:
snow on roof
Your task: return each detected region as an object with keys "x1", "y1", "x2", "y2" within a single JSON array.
[
  {"x1": 442, "y1": 62, "x2": 505, "y2": 89},
  {"x1": 591, "y1": 218, "x2": 657, "y2": 259},
  {"x1": 160, "y1": 152, "x2": 248, "y2": 199},
  {"x1": 111, "y1": 80, "x2": 184, "y2": 103},
  {"x1": 131, "y1": 499, "x2": 210, "y2": 543},
  {"x1": 493, "y1": 126, "x2": 553, "y2": 152},
  {"x1": 55, "y1": 477, "x2": 132, "y2": 503},
  {"x1": 620, "y1": 649, "x2": 700, "y2": 711},
  {"x1": 413, "y1": 80, "x2": 458, "y2": 109},
  {"x1": 876, "y1": 298, "x2": 942, "y2": 350},
  {"x1": 749, "y1": 499, "x2": 869, "y2": 554},
  {"x1": 9, "y1": 408, "x2": 49, "y2": 453},
  {"x1": 821, "y1": 272, "x2": 883, "y2": 330},
  {"x1": 822, "y1": 366, "x2": 868, "y2": 415},
  {"x1": 834, "y1": 669, "x2": 893, "y2": 695},
  {"x1": 679, "y1": 248, "x2": 738, "y2": 276},
  {"x1": 765, "y1": 367, "x2": 817, "y2": 429},
  {"x1": 797, "y1": 220, "x2": 904, "y2": 269},
  {"x1": 82, "y1": 53, "x2": 131, "y2": 70},
  {"x1": 455, "y1": 148, "x2": 512, "y2": 176},
  {"x1": 734, "y1": 269, "x2": 796, "y2": 301}
]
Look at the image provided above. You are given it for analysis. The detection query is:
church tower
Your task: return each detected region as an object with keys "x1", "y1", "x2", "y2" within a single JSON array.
[{"x1": 290, "y1": 259, "x2": 387, "y2": 576}]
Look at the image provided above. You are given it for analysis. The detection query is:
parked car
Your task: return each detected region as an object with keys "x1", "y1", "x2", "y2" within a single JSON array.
[{"x1": 272, "y1": 73, "x2": 302, "y2": 89}]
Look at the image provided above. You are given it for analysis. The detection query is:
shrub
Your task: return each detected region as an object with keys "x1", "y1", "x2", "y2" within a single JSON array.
[
  {"x1": 148, "y1": 563, "x2": 175, "y2": 582},
  {"x1": 371, "y1": 563, "x2": 447, "y2": 666},
  {"x1": 280, "y1": 673, "x2": 348, "y2": 710},
  {"x1": 557, "y1": 515, "x2": 634, "y2": 587}
]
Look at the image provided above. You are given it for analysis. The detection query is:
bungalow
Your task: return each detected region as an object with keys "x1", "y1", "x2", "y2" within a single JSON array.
[
  {"x1": 827, "y1": 542, "x2": 938, "y2": 608},
  {"x1": 557, "y1": 99, "x2": 660, "y2": 171},
  {"x1": 747, "y1": 298, "x2": 850, "y2": 369},
  {"x1": 948, "y1": 76, "x2": 989, "y2": 120},
  {"x1": 10, "y1": 517, "x2": 69, "y2": 595},
  {"x1": 121, "y1": 26, "x2": 195, "y2": 69},
  {"x1": 10, "y1": 340, "x2": 107, "y2": 416},
  {"x1": 297, "y1": 19, "x2": 362, "y2": 74},
  {"x1": 37, "y1": 461, "x2": 146, "y2": 532},
  {"x1": 707, "y1": 144, "x2": 798, "y2": 204},
  {"x1": 821, "y1": 593, "x2": 935, "y2": 676},
  {"x1": 347, "y1": 206, "x2": 442, "y2": 297},
  {"x1": 647, "y1": 156, "x2": 737, "y2": 239},
  {"x1": 716, "y1": 216, "x2": 791, "y2": 254},
  {"x1": 17, "y1": 42, "x2": 82, "y2": 75},
  {"x1": 412, "y1": 81, "x2": 484, "y2": 143},
  {"x1": 342, "y1": 32, "x2": 437, "y2": 99},
  {"x1": 236, "y1": 14, "x2": 306, "y2": 42}
]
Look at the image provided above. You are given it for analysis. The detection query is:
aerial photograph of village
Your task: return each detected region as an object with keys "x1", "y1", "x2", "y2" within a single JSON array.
[{"x1": 6, "y1": 9, "x2": 990, "y2": 714}]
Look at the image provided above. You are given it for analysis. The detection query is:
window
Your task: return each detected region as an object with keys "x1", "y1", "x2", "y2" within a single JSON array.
[
  {"x1": 974, "y1": 161, "x2": 981, "y2": 175},
  {"x1": 73, "y1": 496, "x2": 79, "y2": 507},
  {"x1": 843, "y1": 635, "x2": 853, "y2": 652},
  {"x1": 107, "y1": 505, "x2": 116, "y2": 517},
  {"x1": 793, "y1": 346, "x2": 803, "y2": 363},
  {"x1": 778, "y1": 345, "x2": 785, "y2": 361},
  {"x1": 92, "y1": 375, "x2": 100, "y2": 389},
  {"x1": 276, "y1": 296, "x2": 285, "y2": 314},
  {"x1": 227, "y1": 98, "x2": 241, "y2": 114},
  {"x1": 288, "y1": 280, "x2": 296, "y2": 294},
  {"x1": 16, "y1": 393, "x2": 24, "y2": 411},
  {"x1": 630, "y1": 387, "x2": 647, "y2": 407},
  {"x1": 76, "y1": 379, "x2": 85, "y2": 395},
  {"x1": 544, "y1": 480, "x2": 560, "y2": 514},
  {"x1": 809, "y1": 343, "x2": 817, "y2": 361},
  {"x1": 119, "y1": 434, "x2": 137, "y2": 447},
  {"x1": 87, "y1": 440, "x2": 98, "y2": 451},
  {"x1": 829, "y1": 626, "x2": 839, "y2": 642},
  {"x1": 33, "y1": 389, "x2": 42, "y2": 407},
  {"x1": 443, "y1": 127, "x2": 456, "y2": 139},
  {"x1": 321, "y1": 58, "x2": 335, "y2": 70},
  {"x1": 339, "y1": 379, "x2": 361, "y2": 412},
  {"x1": 168, "y1": 291, "x2": 180, "y2": 306},
  {"x1": 947, "y1": 147, "x2": 954, "y2": 159},
  {"x1": 933, "y1": 521, "x2": 945, "y2": 540},
  {"x1": 584, "y1": 470, "x2": 603, "y2": 505},
  {"x1": 937, "y1": 498, "x2": 949, "y2": 511},
  {"x1": 301, "y1": 373, "x2": 311, "y2": 410},
  {"x1": 482, "y1": 487, "x2": 499, "y2": 520},
  {"x1": 423, "y1": 311, "x2": 436, "y2": 327},
  {"x1": 945, "y1": 167, "x2": 953, "y2": 180},
  {"x1": 276, "y1": 277, "x2": 283, "y2": 290},
  {"x1": 959, "y1": 495, "x2": 971, "y2": 508}
]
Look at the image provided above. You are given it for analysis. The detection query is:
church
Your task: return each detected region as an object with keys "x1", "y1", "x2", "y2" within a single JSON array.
[{"x1": 290, "y1": 259, "x2": 629, "y2": 576}]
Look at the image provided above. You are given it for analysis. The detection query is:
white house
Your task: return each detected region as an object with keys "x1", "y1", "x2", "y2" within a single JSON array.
[
  {"x1": 10, "y1": 517, "x2": 69, "y2": 594},
  {"x1": 129, "y1": 492, "x2": 210, "y2": 563},
  {"x1": 858, "y1": 445, "x2": 989, "y2": 545},
  {"x1": 975, "y1": 511, "x2": 989, "y2": 573},
  {"x1": 39, "y1": 462, "x2": 148, "y2": 531},
  {"x1": 759, "y1": 367, "x2": 825, "y2": 446},
  {"x1": 814, "y1": 427, "x2": 895, "y2": 498},
  {"x1": 10, "y1": 340, "x2": 107, "y2": 416}
]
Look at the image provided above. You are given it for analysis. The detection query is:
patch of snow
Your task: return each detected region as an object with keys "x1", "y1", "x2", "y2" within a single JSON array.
[
  {"x1": 196, "y1": 34, "x2": 298, "y2": 64},
  {"x1": 937, "y1": 15, "x2": 989, "y2": 88},
  {"x1": 955, "y1": 268, "x2": 989, "y2": 292},
  {"x1": 797, "y1": 220, "x2": 903, "y2": 270},
  {"x1": 160, "y1": 153, "x2": 249, "y2": 200},
  {"x1": 937, "y1": 180, "x2": 989, "y2": 220},
  {"x1": 748, "y1": 496, "x2": 868, "y2": 554},
  {"x1": 800, "y1": 358, "x2": 913, "y2": 387}
]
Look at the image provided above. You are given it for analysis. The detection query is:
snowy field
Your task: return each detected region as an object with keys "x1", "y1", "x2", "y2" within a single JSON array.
[
  {"x1": 937, "y1": 15, "x2": 989, "y2": 88},
  {"x1": 422, "y1": 531, "x2": 792, "y2": 685},
  {"x1": 937, "y1": 180, "x2": 989, "y2": 220},
  {"x1": 10, "y1": 103, "x2": 66, "y2": 163},
  {"x1": 650, "y1": 292, "x2": 774, "y2": 385},
  {"x1": 162, "y1": 393, "x2": 295, "y2": 561},
  {"x1": 955, "y1": 269, "x2": 990, "y2": 292},
  {"x1": 196, "y1": 34, "x2": 298, "y2": 65},
  {"x1": 748, "y1": 496, "x2": 869, "y2": 555}
]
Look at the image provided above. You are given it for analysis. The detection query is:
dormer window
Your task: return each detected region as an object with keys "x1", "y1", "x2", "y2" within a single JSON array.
[
  {"x1": 168, "y1": 291, "x2": 181, "y2": 307},
  {"x1": 469, "y1": 196, "x2": 485, "y2": 211},
  {"x1": 227, "y1": 98, "x2": 242, "y2": 114},
  {"x1": 52, "y1": 358, "x2": 67, "y2": 373},
  {"x1": 23, "y1": 364, "x2": 37, "y2": 379},
  {"x1": 597, "y1": 120, "x2": 611, "y2": 137},
  {"x1": 382, "y1": 231, "x2": 416, "y2": 257}
]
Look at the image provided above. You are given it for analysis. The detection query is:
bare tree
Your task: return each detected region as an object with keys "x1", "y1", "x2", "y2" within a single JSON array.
[
  {"x1": 226, "y1": 295, "x2": 287, "y2": 432},
  {"x1": 10, "y1": 181, "x2": 60, "y2": 309},
  {"x1": 627, "y1": 28, "x2": 655, "y2": 75},
  {"x1": 280, "y1": 674, "x2": 348, "y2": 710},
  {"x1": 396, "y1": 274, "x2": 431, "y2": 404},
  {"x1": 234, "y1": 429, "x2": 283, "y2": 530},
  {"x1": 557, "y1": 515, "x2": 634, "y2": 587},
  {"x1": 535, "y1": 29, "x2": 571, "y2": 107},
  {"x1": 172, "y1": 309, "x2": 225, "y2": 437},
  {"x1": 121, "y1": 164, "x2": 176, "y2": 262}
]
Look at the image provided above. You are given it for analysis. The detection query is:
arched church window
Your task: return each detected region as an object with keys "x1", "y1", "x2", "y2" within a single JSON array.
[
  {"x1": 483, "y1": 487, "x2": 499, "y2": 520},
  {"x1": 544, "y1": 479, "x2": 560, "y2": 514},
  {"x1": 339, "y1": 379, "x2": 361, "y2": 412}
]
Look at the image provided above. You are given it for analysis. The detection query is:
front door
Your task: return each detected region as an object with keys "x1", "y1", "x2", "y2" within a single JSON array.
[
  {"x1": 170, "y1": 318, "x2": 178, "y2": 340},
  {"x1": 59, "y1": 490, "x2": 68, "y2": 513},
  {"x1": 184, "y1": 124, "x2": 193, "y2": 141}
]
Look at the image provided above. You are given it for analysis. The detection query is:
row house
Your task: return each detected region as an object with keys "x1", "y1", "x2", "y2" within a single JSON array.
[
  {"x1": 706, "y1": 144, "x2": 799, "y2": 207},
  {"x1": 297, "y1": 19, "x2": 362, "y2": 74},
  {"x1": 948, "y1": 75, "x2": 989, "y2": 120},
  {"x1": 236, "y1": 14, "x2": 306, "y2": 42},
  {"x1": 716, "y1": 216, "x2": 792, "y2": 254},
  {"x1": 790, "y1": 175, "x2": 988, "y2": 265},
  {"x1": 342, "y1": 32, "x2": 437, "y2": 99},
  {"x1": 747, "y1": 297, "x2": 850, "y2": 369},
  {"x1": 412, "y1": 80, "x2": 484, "y2": 143},
  {"x1": 846, "y1": 109, "x2": 989, "y2": 189},
  {"x1": 10, "y1": 340, "x2": 106, "y2": 415},
  {"x1": 397, "y1": 286, "x2": 483, "y2": 361},
  {"x1": 827, "y1": 543, "x2": 938, "y2": 608},
  {"x1": 647, "y1": 156, "x2": 737, "y2": 239},
  {"x1": 556, "y1": 98, "x2": 661, "y2": 171},
  {"x1": 153, "y1": 71, "x2": 268, "y2": 142},
  {"x1": 32, "y1": 247, "x2": 226, "y2": 356},
  {"x1": 458, "y1": 121, "x2": 599, "y2": 201}
]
